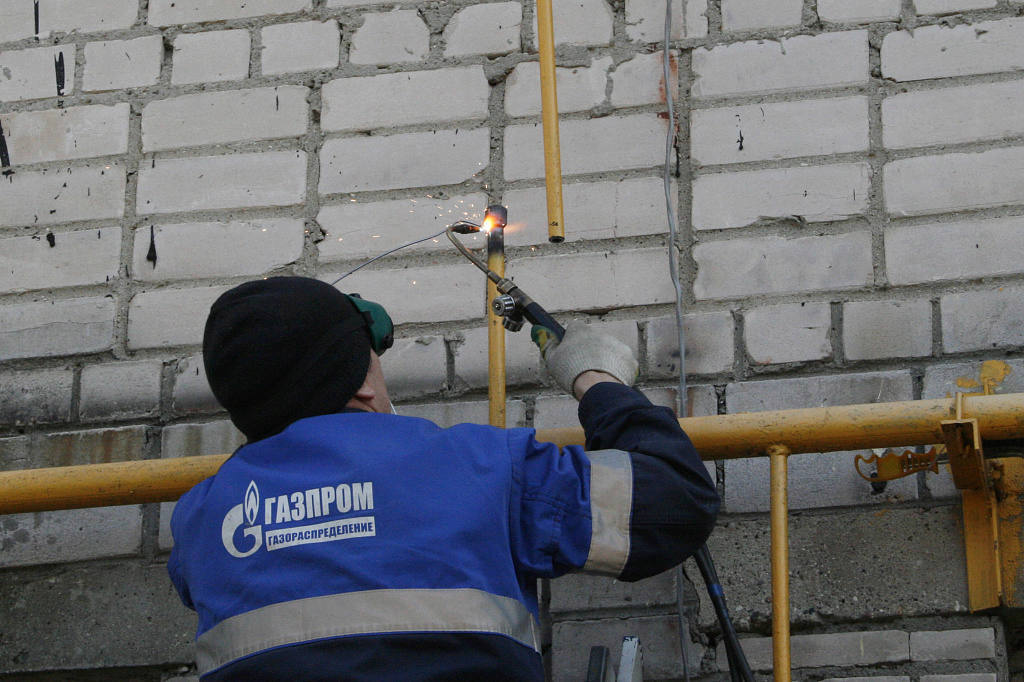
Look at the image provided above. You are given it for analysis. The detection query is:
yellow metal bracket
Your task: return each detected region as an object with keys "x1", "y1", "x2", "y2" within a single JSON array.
[{"x1": 854, "y1": 448, "x2": 939, "y2": 482}]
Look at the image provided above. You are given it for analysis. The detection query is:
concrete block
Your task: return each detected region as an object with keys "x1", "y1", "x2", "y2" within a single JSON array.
[
  {"x1": 716, "y1": 630, "x2": 909, "y2": 671},
  {"x1": 349, "y1": 10, "x2": 429, "y2": 65},
  {"x1": 452, "y1": 325, "x2": 541, "y2": 389},
  {"x1": 323, "y1": 264, "x2": 481, "y2": 324},
  {"x1": 722, "y1": 0, "x2": 802, "y2": 31},
  {"x1": 0, "y1": 0, "x2": 35, "y2": 42},
  {"x1": 137, "y1": 151, "x2": 306, "y2": 214},
  {"x1": 320, "y1": 128, "x2": 488, "y2": 194},
  {"x1": 647, "y1": 311, "x2": 734, "y2": 377},
  {"x1": 37, "y1": 0, "x2": 138, "y2": 34},
  {"x1": 0, "y1": 227, "x2": 120, "y2": 294},
  {"x1": 920, "y1": 676, "x2": 997, "y2": 682},
  {"x1": 142, "y1": 86, "x2": 308, "y2": 151},
  {"x1": 262, "y1": 20, "x2": 339, "y2": 75},
  {"x1": 818, "y1": 0, "x2": 901, "y2": 23},
  {"x1": 322, "y1": 66, "x2": 489, "y2": 132},
  {"x1": 318, "y1": 193, "x2": 487, "y2": 261},
  {"x1": 610, "y1": 52, "x2": 677, "y2": 109},
  {"x1": 443, "y1": 2, "x2": 521, "y2": 57},
  {"x1": 379, "y1": 335, "x2": 447, "y2": 400},
  {"x1": 693, "y1": 163, "x2": 871, "y2": 230},
  {"x1": 31, "y1": 425, "x2": 148, "y2": 467},
  {"x1": 942, "y1": 287, "x2": 1024, "y2": 352},
  {"x1": 550, "y1": 567, "x2": 676, "y2": 613},
  {"x1": 506, "y1": 57, "x2": 610, "y2": 117},
  {"x1": 910, "y1": 628, "x2": 995, "y2": 661},
  {"x1": 881, "y1": 19, "x2": 1024, "y2": 81},
  {"x1": 528, "y1": 0, "x2": 613, "y2": 48},
  {"x1": 0, "y1": 296, "x2": 114, "y2": 361},
  {"x1": 83, "y1": 36, "x2": 162, "y2": 91},
  {"x1": 694, "y1": 232, "x2": 873, "y2": 300},
  {"x1": 745, "y1": 302, "x2": 831, "y2": 365},
  {"x1": 886, "y1": 147, "x2": 1024, "y2": 217},
  {"x1": 728, "y1": 370, "x2": 912, "y2": 413},
  {"x1": 692, "y1": 31, "x2": 869, "y2": 99},
  {"x1": 0, "y1": 45, "x2": 75, "y2": 102},
  {"x1": 0, "y1": 506, "x2": 142, "y2": 568},
  {"x1": 80, "y1": 361, "x2": 163, "y2": 420},
  {"x1": 844, "y1": 299, "x2": 932, "y2": 361},
  {"x1": 625, "y1": 0, "x2": 708, "y2": 41},
  {"x1": 132, "y1": 218, "x2": 305, "y2": 282},
  {"x1": 397, "y1": 399, "x2": 527, "y2": 428},
  {"x1": 886, "y1": 216, "x2": 1024, "y2": 285},
  {"x1": 0, "y1": 435, "x2": 30, "y2": 471},
  {"x1": 0, "y1": 368, "x2": 72, "y2": 426},
  {"x1": 171, "y1": 354, "x2": 220, "y2": 415},
  {"x1": 171, "y1": 29, "x2": 250, "y2": 85},
  {"x1": 506, "y1": 114, "x2": 667, "y2": 180},
  {"x1": 0, "y1": 163, "x2": 125, "y2": 228},
  {"x1": 691, "y1": 96, "x2": 869, "y2": 166},
  {"x1": 922, "y1": 358, "x2": 1024, "y2": 399},
  {"x1": 914, "y1": 0, "x2": 996, "y2": 13},
  {"x1": 127, "y1": 285, "x2": 231, "y2": 350},
  {"x1": 0, "y1": 103, "x2": 129, "y2": 166},
  {"x1": 149, "y1": 0, "x2": 309, "y2": 26}
]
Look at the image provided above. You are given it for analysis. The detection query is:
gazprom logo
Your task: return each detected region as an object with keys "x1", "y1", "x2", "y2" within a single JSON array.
[{"x1": 244, "y1": 480, "x2": 259, "y2": 526}]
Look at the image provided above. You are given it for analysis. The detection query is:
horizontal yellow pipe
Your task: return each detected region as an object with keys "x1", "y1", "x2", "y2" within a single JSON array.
[{"x1": 2, "y1": 393, "x2": 1023, "y2": 515}]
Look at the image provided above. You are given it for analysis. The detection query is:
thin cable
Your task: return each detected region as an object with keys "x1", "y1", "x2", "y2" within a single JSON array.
[{"x1": 330, "y1": 229, "x2": 448, "y2": 285}]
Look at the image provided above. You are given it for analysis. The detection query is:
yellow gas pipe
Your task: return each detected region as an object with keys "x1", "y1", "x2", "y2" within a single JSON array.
[
  {"x1": 535, "y1": 0, "x2": 565, "y2": 243},
  {"x1": 487, "y1": 221, "x2": 506, "y2": 427},
  {"x1": 768, "y1": 443, "x2": 792, "y2": 682}
]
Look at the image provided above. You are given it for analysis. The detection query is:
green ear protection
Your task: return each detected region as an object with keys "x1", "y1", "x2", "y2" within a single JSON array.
[{"x1": 347, "y1": 293, "x2": 394, "y2": 355}]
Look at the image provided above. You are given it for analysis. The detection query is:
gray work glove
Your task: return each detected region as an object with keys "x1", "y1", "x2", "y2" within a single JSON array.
[{"x1": 532, "y1": 321, "x2": 638, "y2": 394}]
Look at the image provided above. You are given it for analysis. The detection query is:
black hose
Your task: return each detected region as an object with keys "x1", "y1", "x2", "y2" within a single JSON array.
[{"x1": 693, "y1": 545, "x2": 755, "y2": 682}]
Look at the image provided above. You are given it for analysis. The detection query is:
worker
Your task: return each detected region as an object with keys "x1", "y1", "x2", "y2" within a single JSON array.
[{"x1": 167, "y1": 276, "x2": 719, "y2": 681}]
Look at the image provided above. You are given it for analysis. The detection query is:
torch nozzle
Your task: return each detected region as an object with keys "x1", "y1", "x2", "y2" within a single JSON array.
[{"x1": 448, "y1": 221, "x2": 482, "y2": 234}]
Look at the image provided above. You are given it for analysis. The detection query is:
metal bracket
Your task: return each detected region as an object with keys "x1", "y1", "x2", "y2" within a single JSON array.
[{"x1": 855, "y1": 448, "x2": 939, "y2": 482}]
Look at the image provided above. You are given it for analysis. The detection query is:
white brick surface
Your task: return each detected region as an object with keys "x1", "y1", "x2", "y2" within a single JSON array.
[
  {"x1": 716, "y1": 630, "x2": 909, "y2": 671},
  {"x1": 692, "y1": 163, "x2": 871, "y2": 230},
  {"x1": 37, "y1": 0, "x2": 138, "y2": 34},
  {"x1": 505, "y1": 114, "x2": 667, "y2": 180},
  {"x1": 920, "y1": 676, "x2": 997, "y2": 682},
  {"x1": 821, "y1": 678, "x2": 909, "y2": 682},
  {"x1": 0, "y1": 368, "x2": 73, "y2": 425},
  {"x1": 881, "y1": 19, "x2": 1024, "y2": 81},
  {"x1": 886, "y1": 216, "x2": 1024, "y2": 285},
  {"x1": 884, "y1": 147, "x2": 1024, "y2": 217},
  {"x1": 818, "y1": 0, "x2": 900, "y2": 22},
  {"x1": 529, "y1": 0, "x2": 613, "y2": 48},
  {"x1": 694, "y1": 232, "x2": 873, "y2": 300},
  {"x1": 261, "y1": 20, "x2": 339, "y2": 75},
  {"x1": 80, "y1": 360, "x2": 163, "y2": 420},
  {"x1": 691, "y1": 96, "x2": 869, "y2": 166},
  {"x1": 127, "y1": 285, "x2": 231, "y2": 349},
  {"x1": 0, "y1": 506, "x2": 142, "y2": 568},
  {"x1": 349, "y1": 10, "x2": 429, "y2": 65},
  {"x1": 171, "y1": 30, "x2": 250, "y2": 85},
  {"x1": 0, "y1": 45, "x2": 75, "y2": 102},
  {"x1": 142, "y1": 86, "x2": 308, "y2": 151},
  {"x1": 132, "y1": 219, "x2": 305, "y2": 281},
  {"x1": 923, "y1": 358, "x2": 1024, "y2": 399},
  {"x1": 137, "y1": 151, "x2": 307, "y2": 214},
  {"x1": 942, "y1": 287, "x2": 1024, "y2": 352},
  {"x1": 910, "y1": 628, "x2": 996, "y2": 661},
  {"x1": 0, "y1": 297, "x2": 114, "y2": 360},
  {"x1": 149, "y1": 0, "x2": 309, "y2": 26},
  {"x1": 398, "y1": 399, "x2": 527, "y2": 428},
  {"x1": 506, "y1": 57, "x2": 610, "y2": 117},
  {"x1": 0, "y1": 104, "x2": 129, "y2": 166},
  {"x1": 380, "y1": 336, "x2": 447, "y2": 399},
  {"x1": 646, "y1": 312, "x2": 735, "y2": 377},
  {"x1": 914, "y1": 0, "x2": 996, "y2": 14},
  {"x1": 610, "y1": 52, "x2": 678, "y2": 108},
  {"x1": 744, "y1": 302, "x2": 831, "y2": 365},
  {"x1": 721, "y1": 0, "x2": 802, "y2": 31},
  {"x1": 83, "y1": 36, "x2": 162, "y2": 91},
  {"x1": 883, "y1": 80, "x2": 1024, "y2": 150},
  {"x1": 172, "y1": 354, "x2": 219, "y2": 414},
  {"x1": 1, "y1": 163, "x2": 125, "y2": 228},
  {"x1": 692, "y1": 31, "x2": 869, "y2": 99},
  {"x1": 0, "y1": 0, "x2": 34, "y2": 43},
  {"x1": 625, "y1": 0, "x2": 708, "y2": 41},
  {"x1": 322, "y1": 67, "x2": 489, "y2": 132},
  {"x1": 319, "y1": 128, "x2": 488, "y2": 194},
  {"x1": 452, "y1": 325, "x2": 540, "y2": 389},
  {"x1": 443, "y1": 2, "x2": 521, "y2": 57},
  {"x1": 0, "y1": 227, "x2": 121, "y2": 294},
  {"x1": 844, "y1": 299, "x2": 932, "y2": 360},
  {"x1": 324, "y1": 265, "x2": 480, "y2": 324}
]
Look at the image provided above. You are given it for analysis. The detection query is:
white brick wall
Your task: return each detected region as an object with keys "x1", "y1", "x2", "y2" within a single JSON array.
[
  {"x1": 0, "y1": 368, "x2": 73, "y2": 426},
  {"x1": 716, "y1": 630, "x2": 910, "y2": 671},
  {"x1": 910, "y1": 629, "x2": 996, "y2": 661},
  {"x1": 881, "y1": 19, "x2": 1024, "y2": 81},
  {"x1": 646, "y1": 311, "x2": 735, "y2": 376},
  {"x1": 379, "y1": 336, "x2": 447, "y2": 399},
  {"x1": 529, "y1": 0, "x2": 613, "y2": 48},
  {"x1": 261, "y1": 20, "x2": 339, "y2": 75},
  {"x1": 505, "y1": 57, "x2": 610, "y2": 117},
  {"x1": 83, "y1": 36, "x2": 162, "y2": 91},
  {"x1": 818, "y1": 0, "x2": 900, "y2": 23},
  {"x1": 744, "y1": 302, "x2": 832, "y2": 365},
  {"x1": 80, "y1": 360, "x2": 162, "y2": 420},
  {"x1": 0, "y1": 45, "x2": 76, "y2": 102},
  {"x1": 885, "y1": 216, "x2": 1024, "y2": 285},
  {"x1": 443, "y1": 2, "x2": 522, "y2": 57},
  {"x1": 127, "y1": 285, "x2": 231, "y2": 349},
  {"x1": 0, "y1": 104, "x2": 129, "y2": 165},
  {"x1": 610, "y1": 52, "x2": 678, "y2": 109},
  {"x1": 325, "y1": 264, "x2": 481, "y2": 324},
  {"x1": 0, "y1": 297, "x2": 115, "y2": 360},
  {"x1": 38, "y1": 0, "x2": 139, "y2": 34},
  {"x1": 171, "y1": 354, "x2": 219, "y2": 414},
  {"x1": 0, "y1": 228, "x2": 121, "y2": 294},
  {"x1": 914, "y1": 0, "x2": 997, "y2": 14},
  {"x1": 0, "y1": 506, "x2": 142, "y2": 568},
  {"x1": 2, "y1": 163, "x2": 126, "y2": 227},
  {"x1": 398, "y1": 399, "x2": 527, "y2": 428},
  {"x1": 721, "y1": 0, "x2": 803, "y2": 31},
  {"x1": 451, "y1": 325, "x2": 540, "y2": 388},
  {"x1": 349, "y1": 10, "x2": 429, "y2": 65},
  {"x1": 844, "y1": 300, "x2": 932, "y2": 360},
  {"x1": 148, "y1": 0, "x2": 309, "y2": 26},
  {"x1": 625, "y1": 0, "x2": 708, "y2": 41},
  {"x1": 0, "y1": 1, "x2": 35, "y2": 42},
  {"x1": 171, "y1": 30, "x2": 251, "y2": 85},
  {"x1": 942, "y1": 287, "x2": 1024, "y2": 352}
]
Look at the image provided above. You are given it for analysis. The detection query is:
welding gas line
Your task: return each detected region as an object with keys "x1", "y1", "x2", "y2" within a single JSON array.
[{"x1": 330, "y1": 229, "x2": 448, "y2": 285}]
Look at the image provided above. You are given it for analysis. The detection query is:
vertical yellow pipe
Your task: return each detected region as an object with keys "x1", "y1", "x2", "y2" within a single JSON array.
[
  {"x1": 487, "y1": 227, "x2": 506, "y2": 427},
  {"x1": 768, "y1": 444, "x2": 792, "y2": 681},
  {"x1": 535, "y1": 0, "x2": 565, "y2": 243}
]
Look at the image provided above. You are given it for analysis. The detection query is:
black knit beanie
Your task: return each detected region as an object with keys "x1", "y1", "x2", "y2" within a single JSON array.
[{"x1": 202, "y1": 276, "x2": 372, "y2": 442}]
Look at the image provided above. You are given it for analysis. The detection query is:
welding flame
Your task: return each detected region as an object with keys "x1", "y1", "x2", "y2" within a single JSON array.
[
  {"x1": 244, "y1": 480, "x2": 259, "y2": 526},
  {"x1": 481, "y1": 215, "x2": 497, "y2": 233}
]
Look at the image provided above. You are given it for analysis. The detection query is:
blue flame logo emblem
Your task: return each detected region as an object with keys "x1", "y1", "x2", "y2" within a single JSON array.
[{"x1": 244, "y1": 480, "x2": 259, "y2": 526}]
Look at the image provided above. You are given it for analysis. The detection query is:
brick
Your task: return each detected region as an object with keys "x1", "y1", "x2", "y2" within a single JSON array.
[
  {"x1": 529, "y1": 0, "x2": 613, "y2": 49},
  {"x1": 920, "y1": 676, "x2": 996, "y2": 682},
  {"x1": 506, "y1": 57, "x2": 610, "y2": 117},
  {"x1": 942, "y1": 287, "x2": 1024, "y2": 352},
  {"x1": 744, "y1": 302, "x2": 831, "y2": 365},
  {"x1": 721, "y1": 0, "x2": 802, "y2": 31},
  {"x1": 379, "y1": 335, "x2": 447, "y2": 400},
  {"x1": 885, "y1": 147, "x2": 1024, "y2": 217},
  {"x1": 692, "y1": 163, "x2": 870, "y2": 230},
  {"x1": 503, "y1": 177, "x2": 674, "y2": 246},
  {"x1": 142, "y1": 86, "x2": 308, "y2": 151},
  {"x1": 0, "y1": 297, "x2": 114, "y2": 360},
  {"x1": 317, "y1": 193, "x2": 487, "y2": 261},
  {"x1": 397, "y1": 399, "x2": 527, "y2": 428},
  {"x1": 691, "y1": 96, "x2": 869, "y2": 166},
  {"x1": 262, "y1": 20, "x2": 339, "y2": 75},
  {"x1": 80, "y1": 360, "x2": 163, "y2": 420},
  {"x1": 716, "y1": 630, "x2": 909, "y2": 671},
  {"x1": 534, "y1": 384, "x2": 694, "y2": 431},
  {"x1": 322, "y1": 264, "x2": 481, "y2": 324},
  {"x1": 506, "y1": 114, "x2": 667, "y2": 180},
  {"x1": 818, "y1": 0, "x2": 900, "y2": 22},
  {"x1": 137, "y1": 151, "x2": 306, "y2": 214},
  {"x1": 171, "y1": 29, "x2": 250, "y2": 85},
  {"x1": 1, "y1": 163, "x2": 125, "y2": 228},
  {"x1": 610, "y1": 52, "x2": 678, "y2": 109},
  {"x1": 647, "y1": 311, "x2": 734, "y2": 376},
  {"x1": 0, "y1": 368, "x2": 72, "y2": 425},
  {"x1": 32, "y1": 425, "x2": 148, "y2": 467},
  {"x1": 694, "y1": 232, "x2": 873, "y2": 300},
  {"x1": 0, "y1": 227, "x2": 120, "y2": 294},
  {"x1": 914, "y1": 0, "x2": 996, "y2": 13},
  {"x1": 0, "y1": 0, "x2": 35, "y2": 43},
  {"x1": 550, "y1": 567, "x2": 676, "y2": 613},
  {"x1": 37, "y1": 0, "x2": 138, "y2": 34},
  {"x1": 149, "y1": 0, "x2": 309, "y2": 26},
  {"x1": 0, "y1": 435, "x2": 30, "y2": 470},
  {"x1": 171, "y1": 353, "x2": 220, "y2": 414},
  {"x1": 0, "y1": 45, "x2": 75, "y2": 102},
  {"x1": 319, "y1": 128, "x2": 488, "y2": 194},
  {"x1": 83, "y1": 36, "x2": 162, "y2": 91},
  {"x1": 132, "y1": 218, "x2": 305, "y2": 281},
  {"x1": 922, "y1": 358, "x2": 1024, "y2": 399},
  {"x1": 881, "y1": 19, "x2": 1024, "y2": 82},
  {"x1": 0, "y1": 103, "x2": 129, "y2": 166},
  {"x1": 625, "y1": 0, "x2": 709, "y2": 41},
  {"x1": 0, "y1": 506, "x2": 142, "y2": 568},
  {"x1": 127, "y1": 285, "x2": 231, "y2": 349},
  {"x1": 844, "y1": 299, "x2": 931, "y2": 360},
  {"x1": 883, "y1": 80, "x2": 1024, "y2": 150},
  {"x1": 443, "y1": 2, "x2": 521, "y2": 57},
  {"x1": 821, "y1": 678, "x2": 909, "y2": 682},
  {"x1": 349, "y1": 10, "x2": 429, "y2": 65},
  {"x1": 910, "y1": 628, "x2": 995, "y2": 661},
  {"x1": 692, "y1": 31, "x2": 868, "y2": 99},
  {"x1": 322, "y1": 66, "x2": 489, "y2": 132},
  {"x1": 451, "y1": 325, "x2": 541, "y2": 389}
]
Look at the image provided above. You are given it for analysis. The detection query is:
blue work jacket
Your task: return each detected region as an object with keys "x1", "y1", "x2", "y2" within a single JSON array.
[{"x1": 168, "y1": 382, "x2": 719, "y2": 681}]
